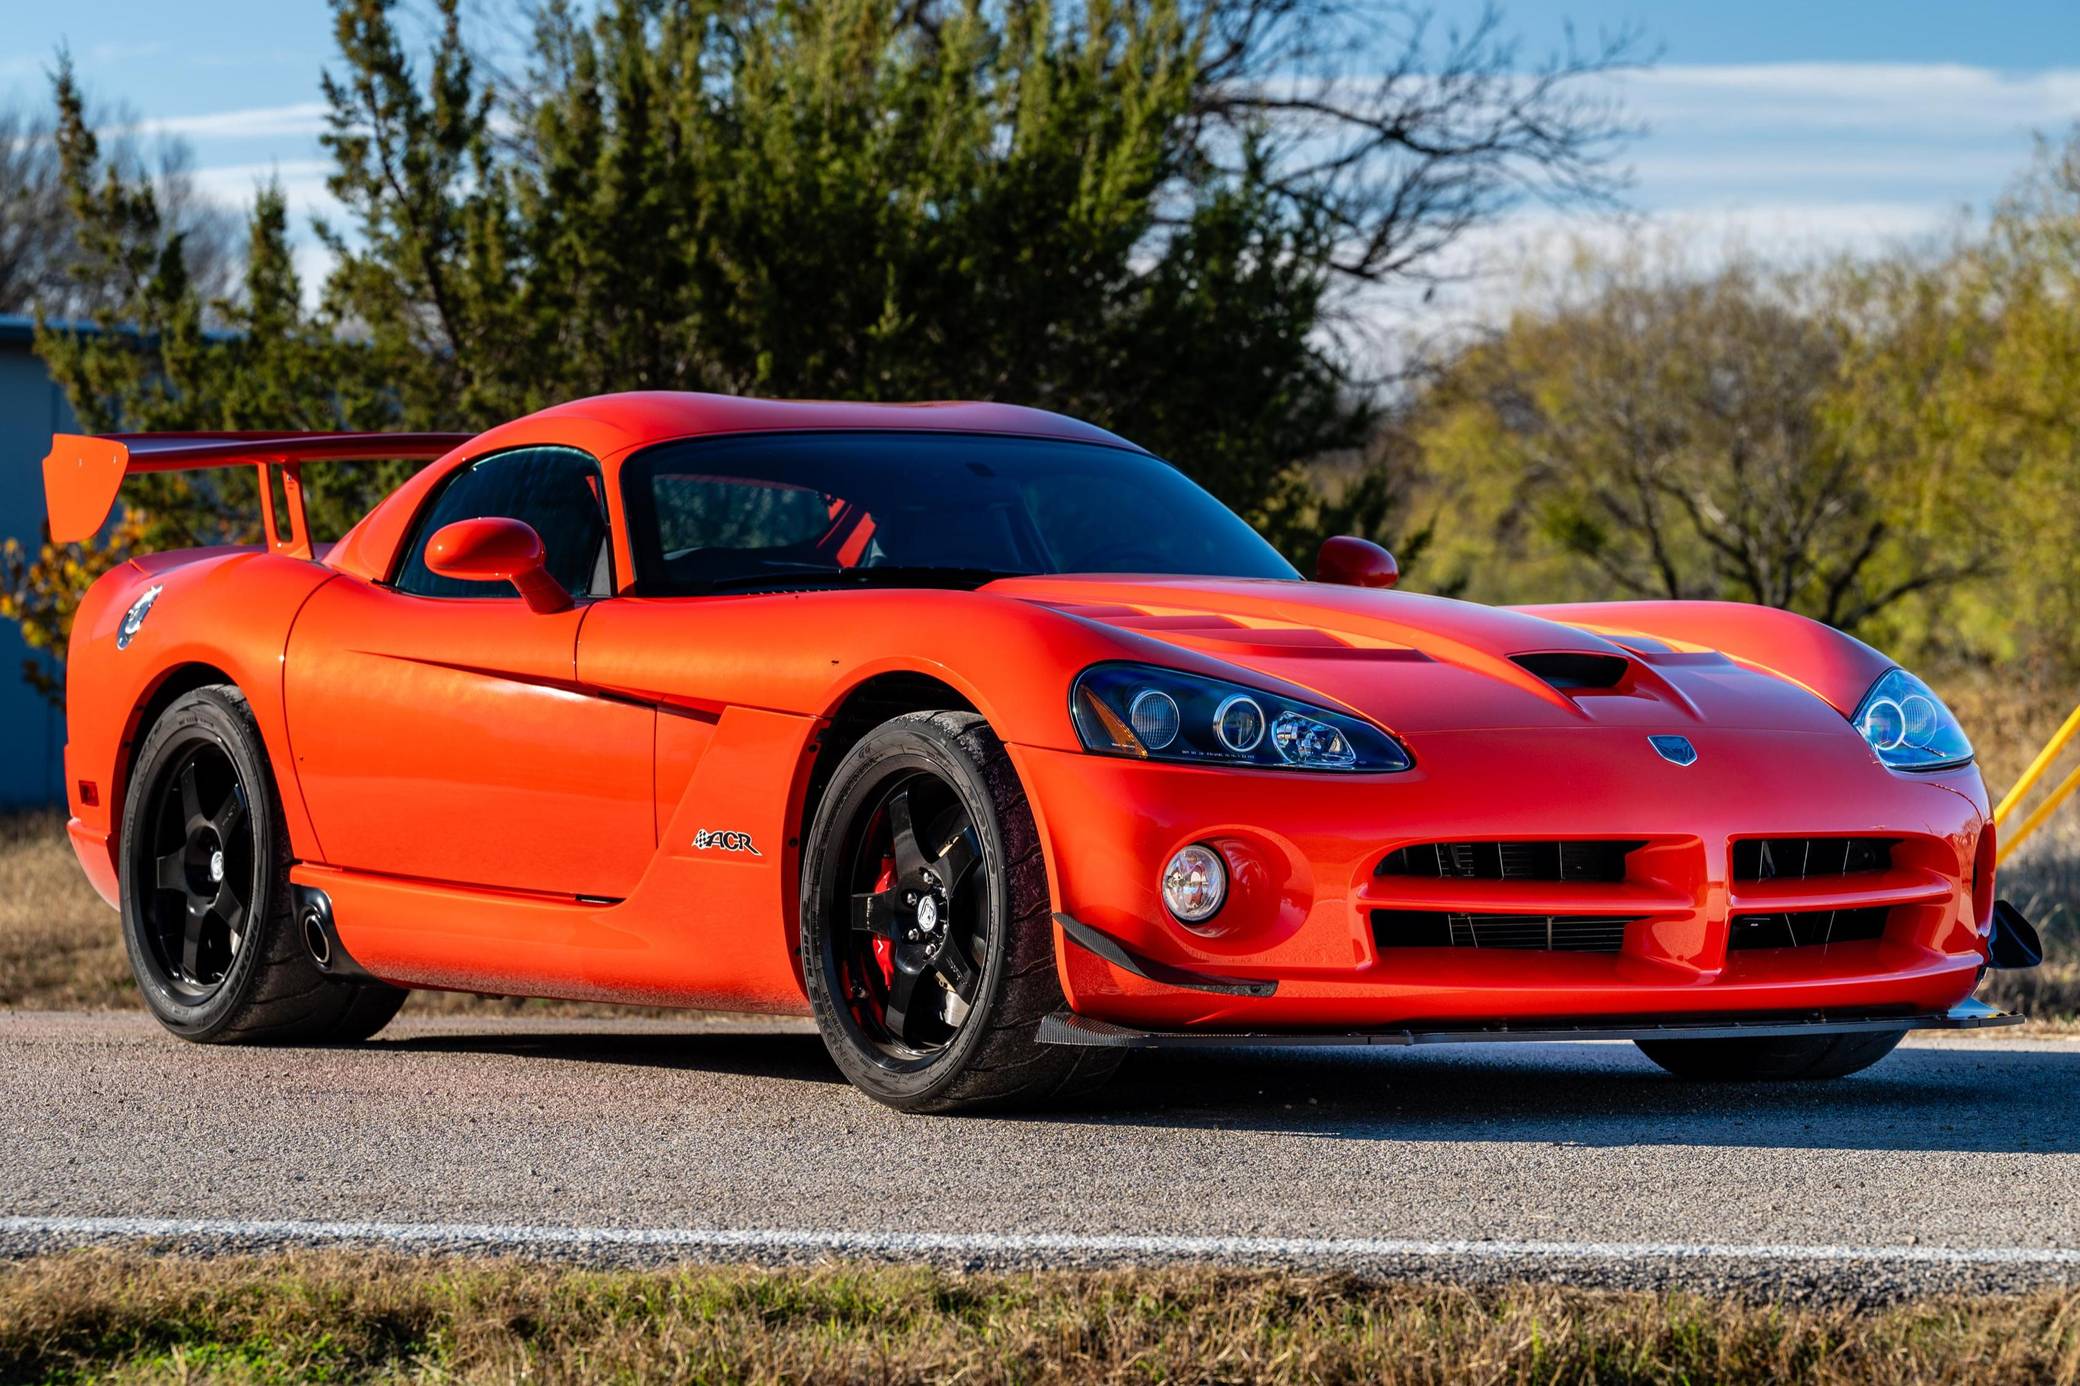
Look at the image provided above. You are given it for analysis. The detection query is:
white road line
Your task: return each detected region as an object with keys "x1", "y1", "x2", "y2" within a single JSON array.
[{"x1": 3, "y1": 1216, "x2": 2078, "y2": 1267}]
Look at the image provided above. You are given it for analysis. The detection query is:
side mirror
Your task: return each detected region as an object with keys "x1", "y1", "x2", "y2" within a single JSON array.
[
  {"x1": 1315, "y1": 535, "x2": 1399, "y2": 589},
  {"x1": 425, "y1": 517, "x2": 574, "y2": 614}
]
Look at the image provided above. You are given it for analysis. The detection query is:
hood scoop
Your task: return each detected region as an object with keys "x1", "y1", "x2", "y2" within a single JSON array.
[
  {"x1": 1036, "y1": 599, "x2": 1425, "y2": 660},
  {"x1": 1511, "y1": 651, "x2": 1631, "y2": 692}
]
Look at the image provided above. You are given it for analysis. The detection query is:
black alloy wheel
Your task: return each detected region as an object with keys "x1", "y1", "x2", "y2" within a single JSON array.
[
  {"x1": 800, "y1": 711, "x2": 1122, "y2": 1112},
  {"x1": 132, "y1": 737, "x2": 255, "y2": 1001},
  {"x1": 839, "y1": 769, "x2": 989, "y2": 1057}
]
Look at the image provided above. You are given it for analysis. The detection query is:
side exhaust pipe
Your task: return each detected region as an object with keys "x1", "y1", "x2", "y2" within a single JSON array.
[
  {"x1": 301, "y1": 903, "x2": 333, "y2": 969},
  {"x1": 291, "y1": 887, "x2": 375, "y2": 981}
]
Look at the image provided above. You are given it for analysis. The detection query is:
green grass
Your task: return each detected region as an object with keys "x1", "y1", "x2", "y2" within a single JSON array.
[{"x1": 3, "y1": 1252, "x2": 2079, "y2": 1384}]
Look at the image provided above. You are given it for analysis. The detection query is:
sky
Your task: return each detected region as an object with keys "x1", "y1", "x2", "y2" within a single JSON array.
[{"x1": 4, "y1": 0, "x2": 2078, "y2": 312}]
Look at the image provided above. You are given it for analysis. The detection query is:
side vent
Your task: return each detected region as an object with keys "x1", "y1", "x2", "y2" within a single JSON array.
[{"x1": 1511, "y1": 651, "x2": 1630, "y2": 691}]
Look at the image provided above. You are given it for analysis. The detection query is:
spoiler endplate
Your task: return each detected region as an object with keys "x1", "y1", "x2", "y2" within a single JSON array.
[{"x1": 40, "y1": 431, "x2": 471, "y2": 559}]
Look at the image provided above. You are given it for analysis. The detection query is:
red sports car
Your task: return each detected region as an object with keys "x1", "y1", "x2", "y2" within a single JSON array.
[{"x1": 44, "y1": 393, "x2": 2042, "y2": 1110}]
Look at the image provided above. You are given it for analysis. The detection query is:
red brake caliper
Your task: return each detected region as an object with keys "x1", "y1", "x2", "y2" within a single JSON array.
[{"x1": 870, "y1": 857, "x2": 897, "y2": 988}]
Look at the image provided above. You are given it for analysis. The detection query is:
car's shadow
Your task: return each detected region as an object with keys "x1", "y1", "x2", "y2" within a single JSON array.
[
  {"x1": 377, "y1": 1026, "x2": 2080, "y2": 1155},
  {"x1": 1077, "y1": 1041, "x2": 2080, "y2": 1154},
  {"x1": 383, "y1": 1028, "x2": 850, "y2": 1085}
]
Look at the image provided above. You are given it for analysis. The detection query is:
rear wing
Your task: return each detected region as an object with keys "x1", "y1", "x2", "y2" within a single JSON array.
[{"x1": 42, "y1": 430, "x2": 472, "y2": 559}]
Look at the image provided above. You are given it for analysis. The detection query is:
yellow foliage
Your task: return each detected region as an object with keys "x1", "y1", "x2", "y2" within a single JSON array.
[{"x1": 0, "y1": 512, "x2": 153, "y2": 706}]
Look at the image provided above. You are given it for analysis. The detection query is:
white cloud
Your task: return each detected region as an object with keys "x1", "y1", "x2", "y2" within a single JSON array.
[
  {"x1": 133, "y1": 102, "x2": 331, "y2": 141},
  {"x1": 85, "y1": 41, "x2": 165, "y2": 66},
  {"x1": 188, "y1": 158, "x2": 340, "y2": 226},
  {"x1": 292, "y1": 240, "x2": 336, "y2": 298},
  {"x1": 1340, "y1": 198, "x2": 1975, "y2": 373},
  {"x1": 1618, "y1": 63, "x2": 2080, "y2": 136},
  {"x1": 1624, "y1": 148, "x2": 2025, "y2": 189},
  {"x1": 1479, "y1": 201, "x2": 1962, "y2": 277}
]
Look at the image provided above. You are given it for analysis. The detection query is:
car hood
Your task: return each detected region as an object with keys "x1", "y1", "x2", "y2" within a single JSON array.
[{"x1": 986, "y1": 575, "x2": 1859, "y2": 738}]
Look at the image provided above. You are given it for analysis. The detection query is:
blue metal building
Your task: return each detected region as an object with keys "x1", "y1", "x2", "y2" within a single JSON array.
[{"x1": 0, "y1": 316, "x2": 76, "y2": 808}]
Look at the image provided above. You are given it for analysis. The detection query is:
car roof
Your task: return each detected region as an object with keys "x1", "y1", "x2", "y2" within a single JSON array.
[
  {"x1": 461, "y1": 391, "x2": 1147, "y2": 460},
  {"x1": 325, "y1": 391, "x2": 1148, "y2": 583}
]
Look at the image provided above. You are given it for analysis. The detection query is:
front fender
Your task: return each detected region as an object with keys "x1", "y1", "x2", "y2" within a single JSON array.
[{"x1": 574, "y1": 588, "x2": 1265, "y2": 751}]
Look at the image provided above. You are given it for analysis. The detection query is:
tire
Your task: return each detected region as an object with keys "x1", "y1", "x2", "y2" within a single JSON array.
[
  {"x1": 1635, "y1": 1029, "x2": 1905, "y2": 1081},
  {"x1": 800, "y1": 711, "x2": 1121, "y2": 1113},
  {"x1": 118, "y1": 684, "x2": 409, "y2": 1044}
]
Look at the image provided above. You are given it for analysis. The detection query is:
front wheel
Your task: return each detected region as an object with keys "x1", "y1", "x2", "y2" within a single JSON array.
[
  {"x1": 1635, "y1": 1029, "x2": 1904, "y2": 1081},
  {"x1": 800, "y1": 711, "x2": 1120, "y2": 1113}
]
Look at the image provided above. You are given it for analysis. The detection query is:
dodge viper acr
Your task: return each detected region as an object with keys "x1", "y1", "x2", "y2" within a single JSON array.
[{"x1": 43, "y1": 392, "x2": 2044, "y2": 1111}]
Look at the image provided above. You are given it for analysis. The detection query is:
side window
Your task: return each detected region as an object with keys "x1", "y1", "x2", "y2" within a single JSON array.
[{"x1": 393, "y1": 446, "x2": 611, "y2": 599}]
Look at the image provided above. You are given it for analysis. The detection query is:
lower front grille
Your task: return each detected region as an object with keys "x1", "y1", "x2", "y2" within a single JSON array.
[
  {"x1": 1728, "y1": 908, "x2": 1889, "y2": 950},
  {"x1": 1376, "y1": 840, "x2": 1642, "y2": 882},
  {"x1": 1733, "y1": 837, "x2": 1893, "y2": 881},
  {"x1": 1373, "y1": 910, "x2": 1637, "y2": 954}
]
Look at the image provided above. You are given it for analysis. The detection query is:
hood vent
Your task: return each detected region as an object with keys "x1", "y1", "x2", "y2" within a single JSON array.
[{"x1": 1511, "y1": 651, "x2": 1630, "y2": 691}]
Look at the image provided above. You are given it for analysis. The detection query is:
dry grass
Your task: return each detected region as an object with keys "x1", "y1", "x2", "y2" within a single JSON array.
[
  {"x1": 0, "y1": 812, "x2": 133, "y2": 1010},
  {"x1": 3, "y1": 1251, "x2": 2079, "y2": 1385},
  {"x1": 1983, "y1": 785, "x2": 2080, "y2": 1022}
]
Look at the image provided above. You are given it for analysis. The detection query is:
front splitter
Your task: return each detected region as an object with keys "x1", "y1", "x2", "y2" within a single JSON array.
[{"x1": 1036, "y1": 997, "x2": 2021, "y2": 1049}]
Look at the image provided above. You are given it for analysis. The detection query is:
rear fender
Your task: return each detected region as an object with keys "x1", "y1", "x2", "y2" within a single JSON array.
[{"x1": 64, "y1": 550, "x2": 337, "y2": 891}]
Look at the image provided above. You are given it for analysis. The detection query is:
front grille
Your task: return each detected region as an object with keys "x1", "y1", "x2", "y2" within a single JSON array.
[
  {"x1": 1376, "y1": 840, "x2": 1643, "y2": 883},
  {"x1": 1728, "y1": 908, "x2": 1889, "y2": 950},
  {"x1": 1372, "y1": 910, "x2": 1637, "y2": 953},
  {"x1": 1732, "y1": 837, "x2": 1893, "y2": 881}
]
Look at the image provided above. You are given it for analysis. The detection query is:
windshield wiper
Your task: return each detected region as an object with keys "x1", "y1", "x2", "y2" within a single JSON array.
[{"x1": 690, "y1": 565, "x2": 1036, "y2": 595}]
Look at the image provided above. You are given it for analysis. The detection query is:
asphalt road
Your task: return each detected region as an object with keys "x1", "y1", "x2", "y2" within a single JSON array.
[{"x1": 3, "y1": 1010, "x2": 2077, "y2": 1300}]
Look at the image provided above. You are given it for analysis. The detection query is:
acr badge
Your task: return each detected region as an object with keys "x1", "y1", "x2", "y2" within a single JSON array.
[{"x1": 693, "y1": 829, "x2": 762, "y2": 856}]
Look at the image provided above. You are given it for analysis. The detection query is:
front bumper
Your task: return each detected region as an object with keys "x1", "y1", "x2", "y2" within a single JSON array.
[
  {"x1": 1008, "y1": 728, "x2": 1997, "y2": 1032},
  {"x1": 1037, "y1": 998, "x2": 2021, "y2": 1049}
]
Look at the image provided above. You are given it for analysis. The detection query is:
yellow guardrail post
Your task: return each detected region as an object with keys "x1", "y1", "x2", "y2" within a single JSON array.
[
  {"x1": 1996, "y1": 700, "x2": 2080, "y2": 864},
  {"x1": 1995, "y1": 702, "x2": 2080, "y2": 825},
  {"x1": 2000, "y1": 762, "x2": 2080, "y2": 865}
]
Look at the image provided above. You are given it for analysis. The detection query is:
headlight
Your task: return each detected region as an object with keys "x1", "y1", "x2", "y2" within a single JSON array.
[
  {"x1": 1853, "y1": 668, "x2": 1972, "y2": 771},
  {"x1": 1071, "y1": 663, "x2": 1411, "y2": 771}
]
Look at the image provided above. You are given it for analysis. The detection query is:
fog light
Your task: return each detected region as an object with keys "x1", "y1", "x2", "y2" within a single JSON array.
[{"x1": 1161, "y1": 843, "x2": 1227, "y2": 924}]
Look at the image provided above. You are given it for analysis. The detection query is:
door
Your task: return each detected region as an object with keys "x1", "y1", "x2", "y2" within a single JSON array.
[{"x1": 284, "y1": 446, "x2": 657, "y2": 899}]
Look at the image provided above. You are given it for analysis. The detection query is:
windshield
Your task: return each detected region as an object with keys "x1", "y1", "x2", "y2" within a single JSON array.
[{"x1": 619, "y1": 431, "x2": 1300, "y2": 594}]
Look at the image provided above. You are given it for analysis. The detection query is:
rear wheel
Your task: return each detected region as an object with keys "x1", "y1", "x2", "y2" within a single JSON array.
[
  {"x1": 800, "y1": 711, "x2": 1120, "y2": 1112},
  {"x1": 1635, "y1": 1029, "x2": 1904, "y2": 1081},
  {"x1": 119, "y1": 685, "x2": 407, "y2": 1044}
]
